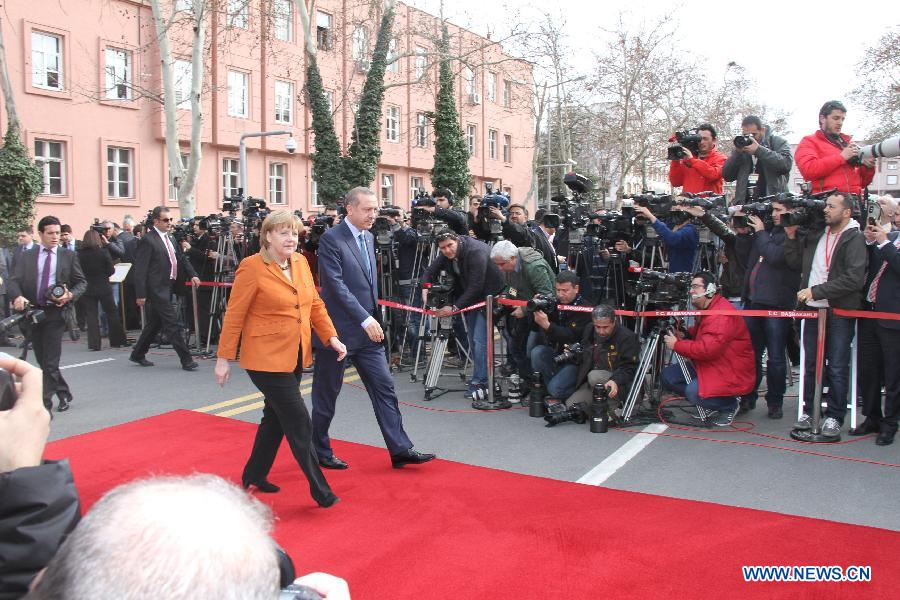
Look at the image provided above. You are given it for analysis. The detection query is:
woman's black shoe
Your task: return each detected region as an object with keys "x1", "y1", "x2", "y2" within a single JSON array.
[
  {"x1": 317, "y1": 494, "x2": 340, "y2": 508},
  {"x1": 242, "y1": 479, "x2": 281, "y2": 493}
]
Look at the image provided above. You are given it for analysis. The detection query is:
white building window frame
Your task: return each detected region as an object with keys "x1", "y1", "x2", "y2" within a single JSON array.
[
  {"x1": 223, "y1": 157, "x2": 240, "y2": 198},
  {"x1": 34, "y1": 139, "x2": 66, "y2": 196},
  {"x1": 227, "y1": 69, "x2": 249, "y2": 118},
  {"x1": 31, "y1": 31, "x2": 64, "y2": 91},
  {"x1": 385, "y1": 105, "x2": 400, "y2": 143},
  {"x1": 269, "y1": 162, "x2": 287, "y2": 205},
  {"x1": 274, "y1": 79, "x2": 294, "y2": 124},
  {"x1": 107, "y1": 146, "x2": 133, "y2": 199}
]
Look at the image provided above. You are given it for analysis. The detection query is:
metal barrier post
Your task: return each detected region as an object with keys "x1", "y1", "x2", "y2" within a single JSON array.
[
  {"x1": 797, "y1": 318, "x2": 806, "y2": 422},
  {"x1": 848, "y1": 320, "x2": 858, "y2": 430},
  {"x1": 486, "y1": 295, "x2": 494, "y2": 403},
  {"x1": 192, "y1": 283, "x2": 202, "y2": 353},
  {"x1": 792, "y1": 308, "x2": 840, "y2": 442}
]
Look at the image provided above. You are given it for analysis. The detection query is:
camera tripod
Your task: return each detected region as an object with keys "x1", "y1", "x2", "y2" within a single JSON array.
[
  {"x1": 411, "y1": 309, "x2": 470, "y2": 400},
  {"x1": 202, "y1": 232, "x2": 240, "y2": 355},
  {"x1": 395, "y1": 235, "x2": 440, "y2": 364},
  {"x1": 638, "y1": 228, "x2": 666, "y2": 270},
  {"x1": 375, "y1": 242, "x2": 398, "y2": 360}
]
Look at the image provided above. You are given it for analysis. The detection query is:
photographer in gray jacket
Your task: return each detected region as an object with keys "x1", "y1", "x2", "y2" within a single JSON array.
[{"x1": 723, "y1": 116, "x2": 793, "y2": 203}]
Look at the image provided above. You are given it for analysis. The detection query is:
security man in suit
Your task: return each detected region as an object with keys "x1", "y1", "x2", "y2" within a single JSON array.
[
  {"x1": 312, "y1": 187, "x2": 436, "y2": 470},
  {"x1": 853, "y1": 219, "x2": 900, "y2": 446},
  {"x1": 129, "y1": 206, "x2": 201, "y2": 371},
  {"x1": 8, "y1": 215, "x2": 86, "y2": 411}
]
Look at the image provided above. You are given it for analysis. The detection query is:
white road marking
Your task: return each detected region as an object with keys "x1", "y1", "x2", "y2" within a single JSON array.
[
  {"x1": 60, "y1": 358, "x2": 116, "y2": 370},
  {"x1": 576, "y1": 423, "x2": 669, "y2": 486}
]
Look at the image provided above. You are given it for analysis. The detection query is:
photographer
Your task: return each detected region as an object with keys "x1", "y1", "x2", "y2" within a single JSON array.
[
  {"x1": 668, "y1": 124, "x2": 727, "y2": 194},
  {"x1": 661, "y1": 272, "x2": 756, "y2": 426},
  {"x1": 476, "y1": 203, "x2": 559, "y2": 273},
  {"x1": 795, "y1": 101, "x2": 875, "y2": 213},
  {"x1": 529, "y1": 271, "x2": 594, "y2": 399},
  {"x1": 545, "y1": 304, "x2": 639, "y2": 426},
  {"x1": 422, "y1": 188, "x2": 468, "y2": 235},
  {"x1": 679, "y1": 205, "x2": 753, "y2": 303},
  {"x1": 490, "y1": 241, "x2": 556, "y2": 395},
  {"x1": 422, "y1": 230, "x2": 504, "y2": 399},
  {"x1": 723, "y1": 116, "x2": 793, "y2": 203},
  {"x1": 633, "y1": 204, "x2": 699, "y2": 273},
  {"x1": 786, "y1": 192, "x2": 867, "y2": 439},
  {"x1": 181, "y1": 218, "x2": 220, "y2": 344},
  {"x1": 8, "y1": 216, "x2": 86, "y2": 413}
]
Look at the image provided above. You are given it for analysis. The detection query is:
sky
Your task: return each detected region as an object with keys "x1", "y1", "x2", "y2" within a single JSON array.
[{"x1": 407, "y1": 0, "x2": 898, "y2": 143}]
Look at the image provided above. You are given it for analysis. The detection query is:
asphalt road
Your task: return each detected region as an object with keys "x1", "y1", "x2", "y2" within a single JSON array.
[{"x1": 29, "y1": 332, "x2": 900, "y2": 531}]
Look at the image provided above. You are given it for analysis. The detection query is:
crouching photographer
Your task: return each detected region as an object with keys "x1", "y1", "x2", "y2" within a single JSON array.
[
  {"x1": 529, "y1": 271, "x2": 593, "y2": 399},
  {"x1": 544, "y1": 304, "x2": 640, "y2": 427}
]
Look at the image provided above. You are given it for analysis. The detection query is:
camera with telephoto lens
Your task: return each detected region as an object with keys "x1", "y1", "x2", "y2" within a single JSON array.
[
  {"x1": 527, "y1": 293, "x2": 557, "y2": 315},
  {"x1": 667, "y1": 129, "x2": 702, "y2": 161},
  {"x1": 553, "y1": 342, "x2": 583, "y2": 366},
  {"x1": 733, "y1": 134, "x2": 756, "y2": 148},
  {"x1": 742, "y1": 201, "x2": 772, "y2": 218},
  {"x1": 543, "y1": 398, "x2": 587, "y2": 427},
  {"x1": 774, "y1": 190, "x2": 829, "y2": 228},
  {"x1": 590, "y1": 383, "x2": 611, "y2": 433},
  {"x1": 625, "y1": 192, "x2": 674, "y2": 221},
  {"x1": 850, "y1": 135, "x2": 900, "y2": 165},
  {"x1": 0, "y1": 302, "x2": 46, "y2": 338},
  {"x1": 45, "y1": 284, "x2": 67, "y2": 304},
  {"x1": 424, "y1": 270, "x2": 455, "y2": 310},
  {"x1": 90, "y1": 218, "x2": 107, "y2": 235}
]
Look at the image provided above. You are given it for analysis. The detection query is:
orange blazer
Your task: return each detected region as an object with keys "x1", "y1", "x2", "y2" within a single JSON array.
[{"x1": 218, "y1": 252, "x2": 338, "y2": 372}]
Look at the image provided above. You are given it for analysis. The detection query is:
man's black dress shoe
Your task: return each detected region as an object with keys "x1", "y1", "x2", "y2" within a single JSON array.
[
  {"x1": 242, "y1": 479, "x2": 281, "y2": 493},
  {"x1": 112, "y1": 340, "x2": 133, "y2": 348},
  {"x1": 875, "y1": 431, "x2": 895, "y2": 446},
  {"x1": 129, "y1": 356, "x2": 154, "y2": 367},
  {"x1": 57, "y1": 397, "x2": 71, "y2": 412},
  {"x1": 390, "y1": 449, "x2": 436, "y2": 468},
  {"x1": 318, "y1": 494, "x2": 341, "y2": 508},
  {"x1": 181, "y1": 361, "x2": 199, "y2": 372},
  {"x1": 849, "y1": 419, "x2": 879, "y2": 436},
  {"x1": 319, "y1": 456, "x2": 349, "y2": 470}
]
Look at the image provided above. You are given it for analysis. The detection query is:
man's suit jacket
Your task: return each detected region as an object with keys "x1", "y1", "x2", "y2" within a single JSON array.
[
  {"x1": 218, "y1": 253, "x2": 338, "y2": 372},
  {"x1": 0, "y1": 246, "x2": 10, "y2": 296},
  {"x1": 317, "y1": 220, "x2": 379, "y2": 351},
  {"x1": 132, "y1": 229, "x2": 196, "y2": 301},
  {"x1": 866, "y1": 231, "x2": 900, "y2": 330},
  {"x1": 7, "y1": 246, "x2": 86, "y2": 305}
]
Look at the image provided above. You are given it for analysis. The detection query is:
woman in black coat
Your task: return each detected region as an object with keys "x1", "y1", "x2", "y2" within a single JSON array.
[{"x1": 77, "y1": 230, "x2": 129, "y2": 350}]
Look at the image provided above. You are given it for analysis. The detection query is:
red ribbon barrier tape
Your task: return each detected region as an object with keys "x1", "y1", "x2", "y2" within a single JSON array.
[
  {"x1": 376, "y1": 299, "x2": 486, "y2": 317},
  {"x1": 184, "y1": 281, "x2": 233, "y2": 288}
]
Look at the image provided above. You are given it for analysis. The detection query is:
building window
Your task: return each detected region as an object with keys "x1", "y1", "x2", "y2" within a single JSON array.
[
  {"x1": 414, "y1": 46, "x2": 427, "y2": 80},
  {"x1": 168, "y1": 153, "x2": 189, "y2": 201},
  {"x1": 227, "y1": 70, "x2": 249, "y2": 118},
  {"x1": 228, "y1": 0, "x2": 249, "y2": 28},
  {"x1": 502, "y1": 79, "x2": 511, "y2": 107},
  {"x1": 487, "y1": 72, "x2": 497, "y2": 102},
  {"x1": 325, "y1": 90, "x2": 335, "y2": 114},
  {"x1": 31, "y1": 32, "x2": 63, "y2": 90},
  {"x1": 272, "y1": 0, "x2": 293, "y2": 42},
  {"x1": 269, "y1": 163, "x2": 286, "y2": 204},
  {"x1": 503, "y1": 134, "x2": 512, "y2": 163},
  {"x1": 887, "y1": 162, "x2": 898, "y2": 170},
  {"x1": 352, "y1": 26, "x2": 368, "y2": 64},
  {"x1": 174, "y1": 59, "x2": 192, "y2": 109},
  {"x1": 274, "y1": 80, "x2": 293, "y2": 124},
  {"x1": 223, "y1": 158, "x2": 240, "y2": 198},
  {"x1": 503, "y1": 186, "x2": 512, "y2": 197},
  {"x1": 34, "y1": 140, "x2": 65, "y2": 196},
  {"x1": 107, "y1": 147, "x2": 133, "y2": 198},
  {"x1": 386, "y1": 105, "x2": 400, "y2": 143},
  {"x1": 175, "y1": 0, "x2": 193, "y2": 10},
  {"x1": 488, "y1": 129, "x2": 497, "y2": 160},
  {"x1": 381, "y1": 174, "x2": 394, "y2": 206},
  {"x1": 386, "y1": 38, "x2": 399, "y2": 73},
  {"x1": 463, "y1": 66, "x2": 476, "y2": 96},
  {"x1": 104, "y1": 47, "x2": 132, "y2": 100},
  {"x1": 410, "y1": 176, "x2": 423, "y2": 201},
  {"x1": 415, "y1": 113, "x2": 429, "y2": 148},
  {"x1": 311, "y1": 177, "x2": 321, "y2": 207},
  {"x1": 888, "y1": 175, "x2": 899, "y2": 185},
  {"x1": 316, "y1": 11, "x2": 333, "y2": 50},
  {"x1": 467, "y1": 124, "x2": 477, "y2": 157}
]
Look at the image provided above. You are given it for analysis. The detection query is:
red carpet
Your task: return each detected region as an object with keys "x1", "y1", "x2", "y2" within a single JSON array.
[{"x1": 46, "y1": 411, "x2": 898, "y2": 599}]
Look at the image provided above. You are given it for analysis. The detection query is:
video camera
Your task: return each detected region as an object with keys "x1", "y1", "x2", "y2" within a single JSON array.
[
  {"x1": 773, "y1": 189, "x2": 832, "y2": 229},
  {"x1": 410, "y1": 197, "x2": 445, "y2": 237},
  {"x1": 624, "y1": 192, "x2": 674, "y2": 221},
  {"x1": 668, "y1": 129, "x2": 702, "y2": 161},
  {"x1": 304, "y1": 215, "x2": 335, "y2": 252},
  {"x1": 90, "y1": 218, "x2": 107, "y2": 235},
  {"x1": 0, "y1": 303, "x2": 46, "y2": 334},
  {"x1": 373, "y1": 209, "x2": 399, "y2": 246},
  {"x1": 171, "y1": 219, "x2": 195, "y2": 243},
  {"x1": 477, "y1": 182, "x2": 509, "y2": 240},
  {"x1": 423, "y1": 270, "x2": 455, "y2": 310},
  {"x1": 630, "y1": 268, "x2": 692, "y2": 305}
]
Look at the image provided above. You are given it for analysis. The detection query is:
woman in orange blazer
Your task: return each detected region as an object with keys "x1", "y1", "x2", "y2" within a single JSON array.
[{"x1": 215, "y1": 210, "x2": 346, "y2": 508}]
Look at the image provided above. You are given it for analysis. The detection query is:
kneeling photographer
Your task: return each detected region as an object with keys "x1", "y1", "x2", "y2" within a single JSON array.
[
  {"x1": 544, "y1": 304, "x2": 639, "y2": 427},
  {"x1": 529, "y1": 271, "x2": 593, "y2": 399},
  {"x1": 422, "y1": 230, "x2": 504, "y2": 399},
  {"x1": 490, "y1": 241, "x2": 556, "y2": 399}
]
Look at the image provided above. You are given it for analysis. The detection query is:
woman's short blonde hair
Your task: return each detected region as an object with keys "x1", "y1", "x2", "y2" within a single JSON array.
[{"x1": 259, "y1": 209, "x2": 305, "y2": 263}]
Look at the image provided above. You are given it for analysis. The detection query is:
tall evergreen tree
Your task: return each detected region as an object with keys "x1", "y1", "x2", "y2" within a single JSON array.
[
  {"x1": 0, "y1": 124, "x2": 42, "y2": 246},
  {"x1": 306, "y1": 55, "x2": 350, "y2": 203},
  {"x1": 430, "y1": 25, "x2": 471, "y2": 203}
]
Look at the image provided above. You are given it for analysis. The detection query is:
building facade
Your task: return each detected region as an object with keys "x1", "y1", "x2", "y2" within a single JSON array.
[{"x1": 1, "y1": 0, "x2": 534, "y2": 234}]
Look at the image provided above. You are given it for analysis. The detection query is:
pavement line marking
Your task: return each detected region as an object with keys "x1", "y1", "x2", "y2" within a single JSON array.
[
  {"x1": 209, "y1": 374, "x2": 363, "y2": 418},
  {"x1": 60, "y1": 358, "x2": 116, "y2": 370},
  {"x1": 576, "y1": 423, "x2": 669, "y2": 486},
  {"x1": 193, "y1": 368, "x2": 358, "y2": 413}
]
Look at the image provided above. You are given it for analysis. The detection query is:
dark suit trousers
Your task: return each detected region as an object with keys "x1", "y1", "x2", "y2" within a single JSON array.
[
  {"x1": 82, "y1": 292, "x2": 126, "y2": 350},
  {"x1": 29, "y1": 309, "x2": 69, "y2": 408},
  {"x1": 131, "y1": 284, "x2": 192, "y2": 364},
  {"x1": 245, "y1": 348, "x2": 334, "y2": 505},
  {"x1": 312, "y1": 344, "x2": 413, "y2": 458},
  {"x1": 857, "y1": 319, "x2": 900, "y2": 435}
]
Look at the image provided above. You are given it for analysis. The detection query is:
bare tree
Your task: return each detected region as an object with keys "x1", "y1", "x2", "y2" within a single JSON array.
[{"x1": 850, "y1": 26, "x2": 900, "y2": 141}]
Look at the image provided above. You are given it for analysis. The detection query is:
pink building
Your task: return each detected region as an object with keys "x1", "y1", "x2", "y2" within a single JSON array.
[{"x1": 0, "y1": 0, "x2": 534, "y2": 235}]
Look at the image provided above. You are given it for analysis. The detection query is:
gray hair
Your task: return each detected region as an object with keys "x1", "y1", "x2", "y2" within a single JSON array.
[
  {"x1": 345, "y1": 187, "x2": 376, "y2": 207},
  {"x1": 489, "y1": 240, "x2": 519, "y2": 261},
  {"x1": 122, "y1": 216, "x2": 135, "y2": 227},
  {"x1": 592, "y1": 304, "x2": 616, "y2": 321},
  {"x1": 879, "y1": 194, "x2": 898, "y2": 216},
  {"x1": 29, "y1": 475, "x2": 280, "y2": 600}
]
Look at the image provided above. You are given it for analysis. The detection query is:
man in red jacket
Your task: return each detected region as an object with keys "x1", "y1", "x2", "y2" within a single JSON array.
[
  {"x1": 795, "y1": 100, "x2": 875, "y2": 215},
  {"x1": 660, "y1": 271, "x2": 757, "y2": 426},
  {"x1": 668, "y1": 124, "x2": 727, "y2": 194}
]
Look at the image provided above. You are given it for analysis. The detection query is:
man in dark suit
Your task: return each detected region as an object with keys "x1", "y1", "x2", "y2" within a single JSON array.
[
  {"x1": 852, "y1": 218, "x2": 900, "y2": 446},
  {"x1": 8, "y1": 215, "x2": 86, "y2": 411},
  {"x1": 312, "y1": 187, "x2": 435, "y2": 469},
  {"x1": 129, "y1": 206, "x2": 200, "y2": 371}
]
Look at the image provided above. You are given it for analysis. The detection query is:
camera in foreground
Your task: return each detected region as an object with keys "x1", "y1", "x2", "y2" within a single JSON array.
[
  {"x1": 553, "y1": 343, "x2": 583, "y2": 366},
  {"x1": 667, "y1": 129, "x2": 702, "y2": 161}
]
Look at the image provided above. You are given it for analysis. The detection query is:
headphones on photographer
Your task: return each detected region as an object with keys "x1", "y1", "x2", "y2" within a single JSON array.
[{"x1": 691, "y1": 272, "x2": 718, "y2": 300}]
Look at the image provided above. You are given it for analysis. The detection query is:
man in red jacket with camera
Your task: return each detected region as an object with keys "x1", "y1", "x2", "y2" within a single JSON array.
[{"x1": 668, "y1": 124, "x2": 727, "y2": 194}]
